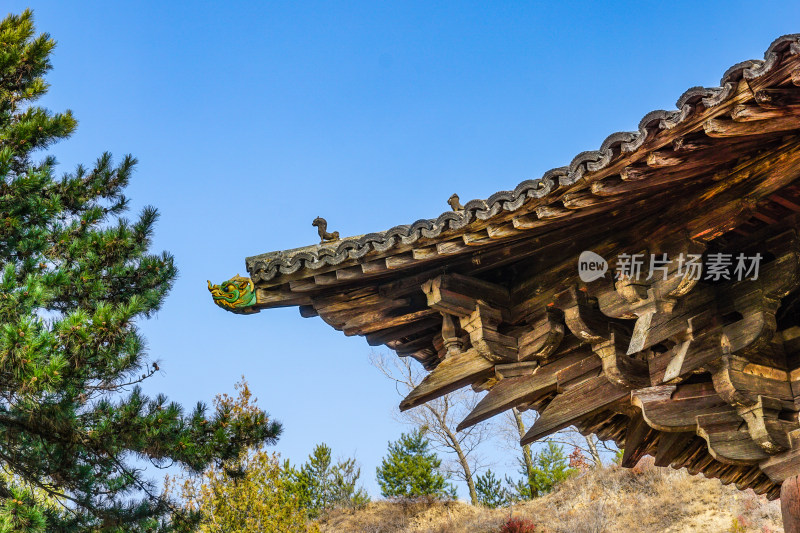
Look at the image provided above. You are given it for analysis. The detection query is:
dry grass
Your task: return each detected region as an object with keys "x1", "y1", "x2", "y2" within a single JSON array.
[{"x1": 317, "y1": 459, "x2": 783, "y2": 533}]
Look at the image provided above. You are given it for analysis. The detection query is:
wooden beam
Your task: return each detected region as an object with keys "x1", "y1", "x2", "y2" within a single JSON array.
[
  {"x1": 313, "y1": 272, "x2": 338, "y2": 285},
  {"x1": 770, "y1": 193, "x2": 800, "y2": 212},
  {"x1": 782, "y1": 475, "x2": 800, "y2": 533},
  {"x1": 343, "y1": 308, "x2": 437, "y2": 336},
  {"x1": 364, "y1": 318, "x2": 440, "y2": 346},
  {"x1": 621, "y1": 411, "x2": 657, "y2": 467},
  {"x1": 485, "y1": 223, "x2": 521, "y2": 240},
  {"x1": 456, "y1": 349, "x2": 596, "y2": 431},
  {"x1": 619, "y1": 166, "x2": 648, "y2": 181},
  {"x1": 754, "y1": 88, "x2": 800, "y2": 109},
  {"x1": 399, "y1": 348, "x2": 494, "y2": 411},
  {"x1": 654, "y1": 432, "x2": 696, "y2": 467},
  {"x1": 521, "y1": 376, "x2": 629, "y2": 445},
  {"x1": 394, "y1": 336, "x2": 435, "y2": 356},
  {"x1": 536, "y1": 205, "x2": 572, "y2": 220},
  {"x1": 673, "y1": 136, "x2": 714, "y2": 152},
  {"x1": 254, "y1": 287, "x2": 313, "y2": 307},
  {"x1": 646, "y1": 151, "x2": 685, "y2": 168},
  {"x1": 361, "y1": 259, "x2": 388, "y2": 274},
  {"x1": 457, "y1": 374, "x2": 554, "y2": 431},
  {"x1": 462, "y1": 230, "x2": 492, "y2": 246},
  {"x1": 696, "y1": 411, "x2": 769, "y2": 465},
  {"x1": 422, "y1": 273, "x2": 510, "y2": 317},
  {"x1": 731, "y1": 104, "x2": 797, "y2": 122},
  {"x1": 437, "y1": 240, "x2": 470, "y2": 256},
  {"x1": 654, "y1": 137, "x2": 800, "y2": 243},
  {"x1": 561, "y1": 191, "x2": 607, "y2": 209},
  {"x1": 511, "y1": 214, "x2": 546, "y2": 230},
  {"x1": 411, "y1": 246, "x2": 438, "y2": 260},
  {"x1": 386, "y1": 253, "x2": 416, "y2": 269},
  {"x1": 703, "y1": 117, "x2": 800, "y2": 137},
  {"x1": 287, "y1": 278, "x2": 319, "y2": 292},
  {"x1": 632, "y1": 383, "x2": 732, "y2": 432}
]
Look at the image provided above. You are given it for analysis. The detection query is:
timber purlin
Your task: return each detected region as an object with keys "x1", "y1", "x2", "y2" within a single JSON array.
[{"x1": 211, "y1": 35, "x2": 800, "y2": 509}]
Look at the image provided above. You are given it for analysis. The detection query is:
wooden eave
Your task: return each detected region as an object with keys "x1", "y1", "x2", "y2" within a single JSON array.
[{"x1": 242, "y1": 36, "x2": 800, "y2": 365}]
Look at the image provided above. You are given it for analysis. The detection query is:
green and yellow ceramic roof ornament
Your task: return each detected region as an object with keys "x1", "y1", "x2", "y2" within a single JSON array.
[{"x1": 207, "y1": 274, "x2": 257, "y2": 313}]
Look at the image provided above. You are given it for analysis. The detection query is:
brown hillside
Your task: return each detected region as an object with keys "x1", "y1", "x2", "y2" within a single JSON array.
[{"x1": 318, "y1": 461, "x2": 783, "y2": 533}]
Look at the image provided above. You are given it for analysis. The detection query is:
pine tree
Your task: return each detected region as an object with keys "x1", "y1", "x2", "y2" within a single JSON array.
[
  {"x1": 507, "y1": 442, "x2": 576, "y2": 500},
  {"x1": 530, "y1": 442, "x2": 574, "y2": 494},
  {"x1": 330, "y1": 456, "x2": 370, "y2": 511},
  {"x1": 0, "y1": 10, "x2": 281, "y2": 530},
  {"x1": 475, "y1": 469, "x2": 507, "y2": 508},
  {"x1": 290, "y1": 443, "x2": 369, "y2": 518},
  {"x1": 376, "y1": 429, "x2": 455, "y2": 500}
]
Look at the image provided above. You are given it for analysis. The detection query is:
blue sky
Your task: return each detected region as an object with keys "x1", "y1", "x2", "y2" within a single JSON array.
[{"x1": 7, "y1": 1, "x2": 800, "y2": 498}]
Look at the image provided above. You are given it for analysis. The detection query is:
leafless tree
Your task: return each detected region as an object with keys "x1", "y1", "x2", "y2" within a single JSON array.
[{"x1": 370, "y1": 352, "x2": 493, "y2": 505}]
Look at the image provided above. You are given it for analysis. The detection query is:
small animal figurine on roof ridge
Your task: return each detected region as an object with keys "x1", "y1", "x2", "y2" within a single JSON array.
[
  {"x1": 312, "y1": 216, "x2": 340, "y2": 244},
  {"x1": 448, "y1": 193, "x2": 464, "y2": 212}
]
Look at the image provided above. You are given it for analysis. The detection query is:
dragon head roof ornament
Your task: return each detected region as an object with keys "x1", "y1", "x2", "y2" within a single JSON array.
[{"x1": 207, "y1": 274, "x2": 257, "y2": 313}]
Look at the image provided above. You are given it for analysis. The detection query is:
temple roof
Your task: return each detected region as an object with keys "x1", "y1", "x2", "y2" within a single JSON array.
[
  {"x1": 211, "y1": 33, "x2": 800, "y2": 501},
  {"x1": 247, "y1": 34, "x2": 800, "y2": 288}
]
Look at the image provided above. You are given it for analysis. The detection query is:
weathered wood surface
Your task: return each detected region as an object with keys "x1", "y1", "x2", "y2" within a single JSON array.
[
  {"x1": 783, "y1": 476, "x2": 800, "y2": 533},
  {"x1": 399, "y1": 348, "x2": 495, "y2": 410},
  {"x1": 457, "y1": 348, "x2": 597, "y2": 431},
  {"x1": 621, "y1": 411, "x2": 658, "y2": 467},
  {"x1": 521, "y1": 375, "x2": 630, "y2": 445},
  {"x1": 653, "y1": 431, "x2": 695, "y2": 467},
  {"x1": 632, "y1": 383, "x2": 732, "y2": 432}
]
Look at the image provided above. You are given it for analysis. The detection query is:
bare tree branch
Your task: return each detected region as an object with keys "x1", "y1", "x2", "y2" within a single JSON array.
[{"x1": 370, "y1": 352, "x2": 495, "y2": 505}]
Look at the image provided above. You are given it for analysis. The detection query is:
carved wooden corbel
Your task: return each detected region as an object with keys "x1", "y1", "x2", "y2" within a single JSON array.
[
  {"x1": 593, "y1": 326, "x2": 649, "y2": 388},
  {"x1": 554, "y1": 287, "x2": 647, "y2": 388},
  {"x1": 659, "y1": 310, "x2": 723, "y2": 382},
  {"x1": 555, "y1": 286, "x2": 610, "y2": 343},
  {"x1": 738, "y1": 396, "x2": 794, "y2": 453},
  {"x1": 400, "y1": 273, "x2": 520, "y2": 412},
  {"x1": 632, "y1": 382, "x2": 733, "y2": 433},
  {"x1": 422, "y1": 273, "x2": 510, "y2": 318},
  {"x1": 761, "y1": 430, "x2": 800, "y2": 484},
  {"x1": 710, "y1": 355, "x2": 796, "y2": 454},
  {"x1": 696, "y1": 411, "x2": 770, "y2": 465},
  {"x1": 460, "y1": 301, "x2": 518, "y2": 363},
  {"x1": 589, "y1": 238, "x2": 705, "y2": 356},
  {"x1": 422, "y1": 273, "x2": 517, "y2": 363},
  {"x1": 517, "y1": 306, "x2": 565, "y2": 361}
]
